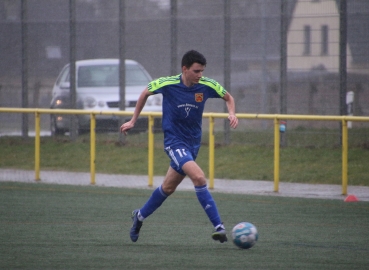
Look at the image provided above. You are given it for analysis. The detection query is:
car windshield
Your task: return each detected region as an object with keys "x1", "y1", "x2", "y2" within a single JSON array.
[{"x1": 77, "y1": 64, "x2": 150, "y2": 87}]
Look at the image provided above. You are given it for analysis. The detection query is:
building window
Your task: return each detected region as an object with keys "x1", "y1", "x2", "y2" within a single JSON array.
[
  {"x1": 321, "y1": 25, "x2": 329, "y2": 55},
  {"x1": 303, "y1": 25, "x2": 311, "y2": 55}
]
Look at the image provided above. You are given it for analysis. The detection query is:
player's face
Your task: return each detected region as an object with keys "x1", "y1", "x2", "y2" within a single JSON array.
[{"x1": 182, "y1": 62, "x2": 205, "y2": 87}]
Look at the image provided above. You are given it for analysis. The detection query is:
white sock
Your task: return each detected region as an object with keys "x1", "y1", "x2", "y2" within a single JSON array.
[
  {"x1": 137, "y1": 211, "x2": 145, "y2": 221},
  {"x1": 215, "y1": 223, "x2": 225, "y2": 230}
]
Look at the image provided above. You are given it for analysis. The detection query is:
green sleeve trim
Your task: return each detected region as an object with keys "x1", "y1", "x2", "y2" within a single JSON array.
[
  {"x1": 148, "y1": 74, "x2": 181, "y2": 92},
  {"x1": 199, "y1": 77, "x2": 227, "y2": 97}
]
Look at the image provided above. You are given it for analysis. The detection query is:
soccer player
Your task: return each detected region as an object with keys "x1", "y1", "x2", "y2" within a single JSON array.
[{"x1": 120, "y1": 50, "x2": 238, "y2": 243}]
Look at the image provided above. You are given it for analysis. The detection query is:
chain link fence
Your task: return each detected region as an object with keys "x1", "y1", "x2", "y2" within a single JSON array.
[{"x1": 1, "y1": 0, "x2": 369, "y2": 143}]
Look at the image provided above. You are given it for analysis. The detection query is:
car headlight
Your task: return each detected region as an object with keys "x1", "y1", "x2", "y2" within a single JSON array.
[
  {"x1": 55, "y1": 99, "x2": 63, "y2": 106},
  {"x1": 52, "y1": 96, "x2": 69, "y2": 108},
  {"x1": 97, "y1": 100, "x2": 105, "y2": 108},
  {"x1": 84, "y1": 96, "x2": 97, "y2": 108}
]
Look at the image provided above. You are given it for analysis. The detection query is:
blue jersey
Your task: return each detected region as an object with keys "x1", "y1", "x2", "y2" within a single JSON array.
[{"x1": 148, "y1": 74, "x2": 227, "y2": 149}]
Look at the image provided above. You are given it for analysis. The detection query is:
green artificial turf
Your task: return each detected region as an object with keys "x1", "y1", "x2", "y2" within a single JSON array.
[{"x1": 1, "y1": 182, "x2": 368, "y2": 269}]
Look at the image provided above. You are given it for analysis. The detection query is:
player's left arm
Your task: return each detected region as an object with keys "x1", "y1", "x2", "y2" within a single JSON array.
[{"x1": 222, "y1": 92, "x2": 238, "y2": 129}]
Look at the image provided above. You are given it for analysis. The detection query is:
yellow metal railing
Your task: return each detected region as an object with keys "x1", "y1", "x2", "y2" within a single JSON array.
[
  {"x1": 274, "y1": 118, "x2": 280, "y2": 193},
  {"x1": 1, "y1": 107, "x2": 369, "y2": 195}
]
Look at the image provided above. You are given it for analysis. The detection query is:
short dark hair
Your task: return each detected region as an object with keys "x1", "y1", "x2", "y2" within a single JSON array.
[{"x1": 181, "y1": 50, "x2": 207, "y2": 68}]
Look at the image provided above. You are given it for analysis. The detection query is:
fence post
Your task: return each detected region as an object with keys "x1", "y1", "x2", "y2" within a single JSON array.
[
  {"x1": 342, "y1": 119, "x2": 348, "y2": 195},
  {"x1": 209, "y1": 116, "x2": 215, "y2": 189},
  {"x1": 274, "y1": 117, "x2": 280, "y2": 192},
  {"x1": 34, "y1": 111, "x2": 41, "y2": 181},
  {"x1": 148, "y1": 115, "x2": 154, "y2": 187},
  {"x1": 90, "y1": 114, "x2": 96, "y2": 185},
  {"x1": 21, "y1": 0, "x2": 29, "y2": 139},
  {"x1": 170, "y1": 0, "x2": 177, "y2": 75}
]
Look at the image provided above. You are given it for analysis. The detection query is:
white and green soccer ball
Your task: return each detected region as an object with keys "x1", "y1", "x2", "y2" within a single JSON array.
[{"x1": 231, "y1": 222, "x2": 258, "y2": 249}]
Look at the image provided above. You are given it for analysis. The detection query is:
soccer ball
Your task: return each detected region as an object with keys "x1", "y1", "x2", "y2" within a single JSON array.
[{"x1": 232, "y1": 222, "x2": 258, "y2": 249}]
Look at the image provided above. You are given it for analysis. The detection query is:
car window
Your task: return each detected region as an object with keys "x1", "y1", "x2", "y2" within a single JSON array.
[
  {"x1": 77, "y1": 64, "x2": 151, "y2": 87},
  {"x1": 56, "y1": 65, "x2": 70, "y2": 86},
  {"x1": 126, "y1": 64, "x2": 151, "y2": 86}
]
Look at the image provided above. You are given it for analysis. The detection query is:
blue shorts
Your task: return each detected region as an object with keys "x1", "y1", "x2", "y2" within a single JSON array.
[{"x1": 164, "y1": 145, "x2": 200, "y2": 176}]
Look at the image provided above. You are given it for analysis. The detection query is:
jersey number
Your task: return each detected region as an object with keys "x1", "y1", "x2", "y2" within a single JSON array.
[{"x1": 175, "y1": 149, "x2": 187, "y2": 158}]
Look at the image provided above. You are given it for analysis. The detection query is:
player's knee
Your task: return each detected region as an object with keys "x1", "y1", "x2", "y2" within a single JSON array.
[
  {"x1": 161, "y1": 182, "x2": 177, "y2": 195},
  {"x1": 190, "y1": 174, "x2": 207, "y2": 186}
]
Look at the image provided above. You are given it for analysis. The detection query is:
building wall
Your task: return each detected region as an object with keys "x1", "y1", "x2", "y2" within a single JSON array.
[{"x1": 287, "y1": 0, "x2": 353, "y2": 72}]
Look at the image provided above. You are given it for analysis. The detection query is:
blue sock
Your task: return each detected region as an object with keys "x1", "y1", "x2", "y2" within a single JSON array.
[
  {"x1": 195, "y1": 185, "x2": 222, "y2": 227},
  {"x1": 139, "y1": 185, "x2": 169, "y2": 219}
]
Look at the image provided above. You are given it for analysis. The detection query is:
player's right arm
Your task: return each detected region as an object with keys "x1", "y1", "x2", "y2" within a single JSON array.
[{"x1": 120, "y1": 87, "x2": 153, "y2": 135}]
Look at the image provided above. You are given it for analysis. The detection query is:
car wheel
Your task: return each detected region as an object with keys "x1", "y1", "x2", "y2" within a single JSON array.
[
  {"x1": 50, "y1": 115, "x2": 65, "y2": 136},
  {"x1": 75, "y1": 116, "x2": 89, "y2": 135}
]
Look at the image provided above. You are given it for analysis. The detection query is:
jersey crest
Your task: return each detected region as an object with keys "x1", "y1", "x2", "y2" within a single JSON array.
[{"x1": 195, "y1": 93, "x2": 203, "y2": 102}]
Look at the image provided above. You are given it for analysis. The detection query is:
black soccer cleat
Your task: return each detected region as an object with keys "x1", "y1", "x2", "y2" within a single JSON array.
[
  {"x1": 212, "y1": 223, "x2": 228, "y2": 243},
  {"x1": 130, "y1": 209, "x2": 143, "y2": 242}
]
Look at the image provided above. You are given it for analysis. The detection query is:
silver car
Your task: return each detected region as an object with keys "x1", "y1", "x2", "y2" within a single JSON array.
[{"x1": 50, "y1": 59, "x2": 162, "y2": 135}]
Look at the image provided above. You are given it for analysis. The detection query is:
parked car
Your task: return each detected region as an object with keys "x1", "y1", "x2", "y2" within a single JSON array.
[{"x1": 50, "y1": 59, "x2": 162, "y2": 135}]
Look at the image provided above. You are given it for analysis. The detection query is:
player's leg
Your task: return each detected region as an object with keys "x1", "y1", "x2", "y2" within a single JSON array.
[
  {"x1": 130, "y1": 166, "x2": 185, "y2": 242},
  {"x1": 140, "y1": 166, "x2": 185, "y2": 218},
  {"x1": 161, "y1": 166, "x2": 186, "y2": 194},
  {"x1": 182, "y1": 161, "x2": 227, "y2": 243},
  {"x1": 182, "y1": 161, "x2": 221, "y2": 226}
]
